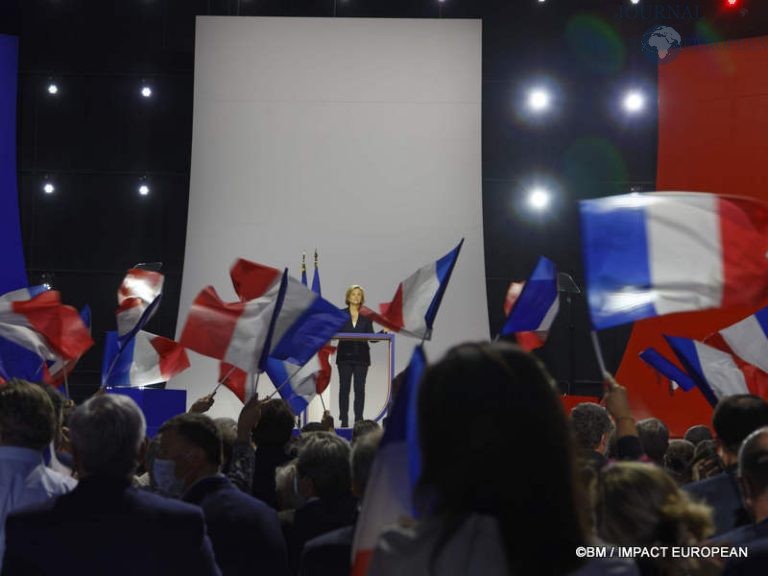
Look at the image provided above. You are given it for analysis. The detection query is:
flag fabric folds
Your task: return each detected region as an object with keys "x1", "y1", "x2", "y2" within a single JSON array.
[
  {"x1": 311, "y1": 254, "x2": 321, "y2": 296},
  {"x1": 43, "y1": 305, "x2": 92, "y2": 387},
  {"x1": 117, "y1": 269, "x2": 164, "y2": 346},
  {"x1": 361, "y1": 240, "x2": 463, "y2": 340},
  {"x1": 499, "y1": 256, "x2": 559, "y2": 351},
  {"x1": 230, "y1": 258, "x2": 346, "y2": 367},
  {"x1": 711, "y1": 305, "x2": 768, "y2": 375},
  {"x1": 0, "y1": 290, "x2": 93, "y2": 361},
  {"x1": 102, "y1": 330, "x2": 190, "y2": 387},
  {"x1": 638, "y1": 347, "x2": 696, "y2": 392},
  {"x1": 180, "y1": 274, "x2": 288, "y2": 374},
  {"x1": 351, "y1": 346, "x2": 426, "y2": 576},
  {"x1": 664, "y1": 336, "x2": 768, "y2": 406},
  {"x1": 219, "y1": 362, "x2": 248, "y2": 403},
  {"x1": 580, "y1": 192, "x2": 768, "y2": 330}
]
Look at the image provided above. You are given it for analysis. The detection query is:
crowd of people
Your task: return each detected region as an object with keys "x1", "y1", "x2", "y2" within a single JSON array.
[{"x1": 2, "y1": 341, "x2": 768, "y2": 575}]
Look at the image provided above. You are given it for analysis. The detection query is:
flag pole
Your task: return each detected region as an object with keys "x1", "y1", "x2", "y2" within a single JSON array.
[
  {"x1": 590, "y1": 330, "x2": 610, "y2": 381},
  {"x1": 267, "y1": 364, "x2": 306, "y2": 399},
  {"x1": 210, "y1": 364, "x2": 239, "y2": 396}
]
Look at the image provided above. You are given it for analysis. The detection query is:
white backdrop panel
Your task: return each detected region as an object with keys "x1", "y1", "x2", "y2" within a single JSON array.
[{"x1": 172, "y1": 17, "x2": 487, "y2": 419}]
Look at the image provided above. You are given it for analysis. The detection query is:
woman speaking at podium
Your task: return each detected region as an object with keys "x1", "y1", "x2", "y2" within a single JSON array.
[{"x1": 336, "y1": 284, "x2": 373, "y2": 428}]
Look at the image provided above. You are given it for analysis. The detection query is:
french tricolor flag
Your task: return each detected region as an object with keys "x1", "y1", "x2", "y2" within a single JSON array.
[
  {"x1": 0, "y1": 284, "x2": 50, "y2": 303},
  {"x1": 230, "y1": 258, "x2": 346, "y2": 367},
  {"x1": 180, "y1": 272, "x2": 288, "y2": 375},
  {"x1": 361, "y1": 240, "x2": 463, "y2": 340},
  {"x1": 116, "y1": 269, "x2": 164, "y2": 346},
  {"x1": 102, "y1": 330, "x2": 190, "y2": 387},
  {"x1": 580, "y1": 192, "x2": 768, "y2": 330},
  {"x1": 351, "y1": 346, "x2": 425, "y2": 576},
  {"x1": 638, "y1": 347, "x2": 696, "y2": 392},
  {"x1": 499, "y1": 256, "x2": 559, "y2": 351},
  {"x1": 665, "y1": 335, "x2": 768, "y2": 406},
  {"x1": 709, "y1": 305, "x2": 768, "y2": 375},
  {"x1": 265, "y1": 353, "x2": 324, "y2": 415},
  {"x1": 43, "y1": 305, "x2": 92, "y2": 387},
  {"x1": 0, "y1": 290, "x2": 93, "y2": 361}
]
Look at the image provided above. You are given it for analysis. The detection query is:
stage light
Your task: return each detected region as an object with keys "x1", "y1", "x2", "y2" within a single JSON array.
[
  {"x1": 725, "y1": 0, "x2": 739, "y2": 7},
  {"x1": 47, "y1": 83, "x2": 59, "y2": 95},
  {"x1": 43, "y1": 182, "x2": 55, "y2": 194},
  {"x1": 141, "y1": 85, "x2": 152, "y2": 98},
  {"x1": 528, "y1": 187, "x2": 551, "y2": 211},
  {"x1": 527, "y1": 88, "x2": 551, "y2": 112},
  {"x1": 630, "y1": 0, "x2": 641, "y2": 5},
  {"x1": 138, "y1": 184, "x2": 150, "y2": 196},
  {"x1": 623, "y1": 90, "x2": 645, "y2": 113}
]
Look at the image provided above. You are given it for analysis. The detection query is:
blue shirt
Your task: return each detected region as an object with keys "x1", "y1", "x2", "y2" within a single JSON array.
[{"x1": 0, "y1": 446, "x2": 76, "y2": 568}]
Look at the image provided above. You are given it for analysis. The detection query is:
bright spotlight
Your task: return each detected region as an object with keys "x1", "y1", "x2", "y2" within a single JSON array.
[
  {"x1": 43, "y1": 182, "x2": 55, "y2": 194},
  {"x1": 47, "y1": 83, "x2": 59, "y2": 95},
  {"x1": 528, "y1": 188, "x2": 551, "y2": 211},
  {"x1": 623, "y1": 91, "x2": 645, "y2": 113},
  {"x1": 141, "y1": 85, "x2": 152, "y2": 98},
  {"x1": 138, "y1": 184, "x2": 150, "y2": 196},
  {"x1": 527, "y1": 88, "x2": 551, "y2": 112},
  {"x1": 630, "y1": 0, "x2": 641, "y2": 5}
]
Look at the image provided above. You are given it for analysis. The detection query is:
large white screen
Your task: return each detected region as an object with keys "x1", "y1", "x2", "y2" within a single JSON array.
[{"x1": 173, "y1": 17, "x2": 487, "y2": 419}]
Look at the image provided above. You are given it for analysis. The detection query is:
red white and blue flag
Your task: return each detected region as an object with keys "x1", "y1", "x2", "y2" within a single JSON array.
[
  {"x1": 102, "y1": 330, "x2": 190, "y2": 387},
  {"x1": 638, "y1": 346, "x2": 696, "y2": 392},
  {"x1": 361, "y1": 240, "x2": 463, "y2": 340},
  {"x1": 0, "y1": 289, "x2": 93, "y2": 361},
  {"x1": 180, "y1": 273, "x2": 288, "y2": 375},
  {"x1": 265, "y1": 346, "x2": 335, "y2": 414},
  {"x1": 351, "y1": 346, "x2": 425, "y2": 576},
  {"x1": 117, "y1": 269, "x2": 164, "y2": 346},
  {"x1": 580, "y1": 192, "x2": 768, "y2": 330},
  {"x1": 43, "y1": 305, "x2": 92, "y2": 387},
  {"x1": 664, "y1": 335, "x2": 768, "y2": 406},
  {"x1": 708, "y1": 305, "x2": 768, "y2": 375},
  {"x1": 499, "y1": 256, "x2": 559, "y2": 350}
]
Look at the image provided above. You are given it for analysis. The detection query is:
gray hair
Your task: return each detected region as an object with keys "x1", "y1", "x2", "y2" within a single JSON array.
[{"x1": 69, "y1": 394, "x2": 146, "y2": 478}]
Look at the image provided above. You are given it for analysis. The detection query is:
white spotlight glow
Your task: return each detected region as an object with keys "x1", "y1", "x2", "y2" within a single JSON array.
[
  {"x1": 43, "y1": 182, "x2": 55, "y2": 194},
  {"x1": 630, "y1": 0, "x2": 641, "y2": 5},
  {"x1": 623, "y1": 91, "x2": 646, "y2": 113},
  {"x1": 138, "y1": 184, "x2": 150, "y2": 196},
  {"x1": 141, "y1": 86, "x2": 152, "y2": 98},
  {"x1": 528, "y1": 188, "x2": 551, "y2": 211},
  {"x1": 47, "y1": 83, "x2": 58, "y2": 95},
  {"x1": 527, "y1": 88, "x2": 551, "y2": 112}
]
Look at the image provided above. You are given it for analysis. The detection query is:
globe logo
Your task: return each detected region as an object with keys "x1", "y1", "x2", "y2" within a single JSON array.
[{"x1": 641, "y1": 25, "x2": 682, "y2": 64}]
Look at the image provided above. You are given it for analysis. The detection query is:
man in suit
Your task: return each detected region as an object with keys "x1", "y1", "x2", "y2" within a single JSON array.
[
  {"x1": 157, "y1": 412, "x2": 289, "y2": 576},
  {"x1": 3, "y1": 393, "x2": 221, "y2": 576},
  {"x1": 685, "y1": 395, "x2": 768, "y2": 535}
]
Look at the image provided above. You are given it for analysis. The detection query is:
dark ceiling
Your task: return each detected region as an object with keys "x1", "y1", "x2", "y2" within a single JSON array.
[{"x1": 1, "y1": 0, "x2": 766, "y2": 397}]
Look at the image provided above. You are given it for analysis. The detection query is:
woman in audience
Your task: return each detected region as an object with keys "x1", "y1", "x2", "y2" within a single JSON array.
[
  {"x1": 596, "y1": 462, "x2": 715, "y2": 576},
  {"x1": 368, "y1": 341, "x2": 590, "y2": 575}
]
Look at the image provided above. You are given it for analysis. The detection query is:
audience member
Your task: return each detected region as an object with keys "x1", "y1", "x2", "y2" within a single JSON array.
[
  {"x1": 597, "y1": 462, "x2": 714, "y2": 576},
  {"x1": 251, "y1": 399, "x2": 297, "y2": 508},
  {"x1": 0, "y1": 379, "x2": 76, "y2": 570},
  {"x1": 368, "y1": 342, "x2": 589, "y2": 576},
  {"x1": 571, "y1": 402, "x2": 613, "y2": 470},
  {"x1": 664, "y1": 439, "x2": 695, "y2": 485},
  {"x1": 686, "y1": 395, "x2": 768, "y2": 535},
  {"x1": 158, "y1": 413, "x2": 289, "y2": 576},
  {"x1": 351, "y1": 419, "x2": 381, "y2": 445},
  {"x1": 213, "y1": 417, "x2": 237, "y2": 474},
  {"x1": 692, "y1": 439, "x2": 722, "y2": 482},
  {"x1": 685, "y1": 424, "x2": 713, "y2": 447},
  {"x1": 3, "y1": 393, "x2": 221, "y2": 575},
  {"x1": 636, "y1": 417, "x2": 669, "y2": 466}
]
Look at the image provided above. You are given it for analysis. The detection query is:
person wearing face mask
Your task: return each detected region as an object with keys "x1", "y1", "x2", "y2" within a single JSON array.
[
  {"x1": 157, "y1": 413, "x2": 289, "y2": 576},
  {"x1": 3, "y1": 394, "x2": 221, "y2": 576}
]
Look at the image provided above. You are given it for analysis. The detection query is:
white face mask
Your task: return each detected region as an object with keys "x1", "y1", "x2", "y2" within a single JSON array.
[{"x1": 152, "y1": 458, "x2": 185, "y2": 498}]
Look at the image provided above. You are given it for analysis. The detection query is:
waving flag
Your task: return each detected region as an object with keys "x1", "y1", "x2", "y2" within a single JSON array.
[
  {"x1": 102, "y1": 330, "x2": 190, "y2": 387},
  {"x1": 499, "y1": 256, "x2": 559, "y2": 351},
  {"x1": 361, "y1": 240, "x2": 463, "y2": 340},
  {"x1": 219, "y1": 362, "x2": 248, "y2": 402},
  {"x1": 43, "y1": 305, "x2": 92, "y2": 387},
  {"x1": 264, "y1": 345, "x2": 336, "y2": 413},
  {"x1": 180, "y1": 272, "x2": 288, "y2": 374},
  {"x1": 639, "y1": 347, "x2": 696, "y2": 392},
  {"x1": 230, "y1": 258, "x2": 346, "y2": 367},
  {"x1": 580, "y1": 192, "x2": 768, "y2": 330},
  {"x1": 0, "y1": 290, "x2": 93, "y2": 361},
  {"x1": 311, "y1": 250, "x2": 321, "y2": 296},
  {"x1": 117, "y1": 269, "x2": 164, "y2": 346},
  {"x1": 351, "y1": 346, "x2": 426, "y2": 576},
  {"x1": 665, "y1": 336, "x2": 768, "y2": 406},
  {"x1": 0, "y1": 284, "x2": 50, "y2": 303},
  {"x1": 707, "y1": 305, "x2": 768, "y2": 375}
]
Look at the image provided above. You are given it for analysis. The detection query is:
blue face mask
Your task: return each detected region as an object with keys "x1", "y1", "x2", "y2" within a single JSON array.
[{"x1": 152, "y1": 458, "x2": 185, "y2": 498}]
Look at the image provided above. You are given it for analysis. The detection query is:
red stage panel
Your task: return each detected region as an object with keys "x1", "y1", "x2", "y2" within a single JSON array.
[{"x1": 616, "y1": 37, "x2": 768, "y2": 436}]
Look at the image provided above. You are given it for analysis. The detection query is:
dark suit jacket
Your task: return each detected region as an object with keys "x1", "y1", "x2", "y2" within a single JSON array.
[
  {"x1": 183, "y1": 475, "x2": 289, "y2": 576},
  {"x1": 2, "y1": 476, "x2": 221, "y2": 576},
  {"x1": 336, "y1": 309, "x2": 374, "y2": 366},
  {"x1": 685, "y1": 468, "x2": 749, "y2": 535},
  {"x1": 299, "y1": 525, "x2": 354, "y2": 576},
  {"x1": 713, "y1": 516, "x2": 768, "y2": 546}
]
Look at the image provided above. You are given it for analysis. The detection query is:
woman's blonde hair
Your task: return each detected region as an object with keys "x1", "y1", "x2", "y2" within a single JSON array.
[{"x1": 344, "y1": 284, "x2": 365, "y2": 306}]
